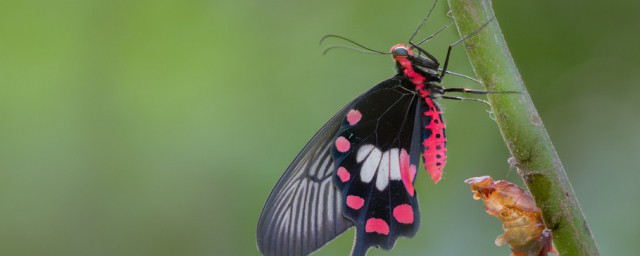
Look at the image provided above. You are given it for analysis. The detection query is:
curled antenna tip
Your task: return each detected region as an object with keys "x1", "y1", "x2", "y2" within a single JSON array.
[
  {"x1": 319, "y1": 34, "x2": 339, "y2": 45},
  {"x1": 318, "y1": 35, "x2": 387, "y2": 54},
  {"x1": 322, "y1": 45, "x2": 390, "y2": 56},
  {"x1": 321, "y1": 47, "x2": 332, "y2": 55}
]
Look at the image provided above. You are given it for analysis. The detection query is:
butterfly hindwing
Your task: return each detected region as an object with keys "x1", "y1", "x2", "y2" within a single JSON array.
[{"x1": 330, "y1": 76, "x2": 423, "y2": 255}]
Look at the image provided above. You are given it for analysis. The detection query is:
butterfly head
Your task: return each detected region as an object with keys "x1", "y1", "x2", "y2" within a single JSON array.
[
  {"x1": 390, "y1": 44, "x2": 411, "y2": 58},
  {"x1": 391, "y1": 44, "x2": 441, "y2": 85}
]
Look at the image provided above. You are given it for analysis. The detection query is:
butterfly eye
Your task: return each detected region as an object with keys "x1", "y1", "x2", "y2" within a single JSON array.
[{"x1": 391, "y1": 46, "x2": 409, "y2": 57}]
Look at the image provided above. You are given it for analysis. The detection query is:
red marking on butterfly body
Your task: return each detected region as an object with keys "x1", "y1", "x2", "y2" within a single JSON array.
[
  {"x1": 422, "y1": 98, "x2": 447, "y2": 183},
  {"x1": 391, "y1": 44, "x2": 429, "y2": 98},
  {"x1": 392, "y1": 44, "x2": 447, "y2": 184}
]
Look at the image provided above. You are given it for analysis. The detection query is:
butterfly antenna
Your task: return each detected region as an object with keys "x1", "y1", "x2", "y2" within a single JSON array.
[
  {"x1": 320, "y1": 35, "x2": 388, "y2": 55},
  {"x1": 408, "y1": 0, "x2": 439, "y2": 43},
  {"x1": 322, "y1": 45, "x2": 389, "y2": 55}
]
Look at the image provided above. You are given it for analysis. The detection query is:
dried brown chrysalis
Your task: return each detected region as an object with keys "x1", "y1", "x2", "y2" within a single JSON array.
[{"x1": 465, "y1": 176, "x2": 556, "y2": 256}]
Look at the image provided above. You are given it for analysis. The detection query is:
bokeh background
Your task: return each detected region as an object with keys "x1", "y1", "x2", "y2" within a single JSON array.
[{"x1": 1, "y1": 0, "x2": 639, "y2": 255}]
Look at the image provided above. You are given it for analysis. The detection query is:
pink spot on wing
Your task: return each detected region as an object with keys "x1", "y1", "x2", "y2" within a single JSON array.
[
  {"x1": 393, "y1": 204, "x2": 414, "y2": 224},
  {"x1": 337, "y1": 167, "x2": 350, "y2": 182},
  {"x1": 346, "y1": 109, "x2": 362, "y2": 126},
  {"x1": 346, "y1": 195, "x2": 364, "y2": 210},
  {"x1": 365, "y1": 218, "x2": 389, "y2": 235},
  {"x1": 399, "y1": 149, "x2": 415, "y2": 196},
  {"x1": 335, "y1": 136, "x2": 350, "y2": 152}
]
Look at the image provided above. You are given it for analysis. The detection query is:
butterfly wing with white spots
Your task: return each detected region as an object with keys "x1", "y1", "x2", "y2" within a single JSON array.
[{"x1": 257, "y1": 78, "x2": 415, "y2": 256}]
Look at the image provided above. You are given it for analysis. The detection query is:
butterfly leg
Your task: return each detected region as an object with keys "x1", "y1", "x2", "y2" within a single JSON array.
[
  {"x1": 440, "y1": 95, "x2": 490, "y2": 106},
  {"x1": 444, "y1": 88, "x2": 520, "y2": 94},
  {"x1": 437, "y1": 69, "x2": 483, "y2": 85}
]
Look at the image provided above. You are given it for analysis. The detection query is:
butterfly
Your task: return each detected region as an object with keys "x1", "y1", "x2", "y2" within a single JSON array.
[{"x1": 257, "y1": 2, "x2": 496, "y2": 255}]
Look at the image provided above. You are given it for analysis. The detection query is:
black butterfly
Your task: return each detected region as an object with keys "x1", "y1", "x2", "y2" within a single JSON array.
[{"x1": 257, "y1": 2, "x2": 497, "y2": 255}]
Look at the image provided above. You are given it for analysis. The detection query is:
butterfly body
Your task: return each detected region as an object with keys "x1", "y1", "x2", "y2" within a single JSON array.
[{"x1": 391, "y1": 43, "x2": 448, "y2": 184}]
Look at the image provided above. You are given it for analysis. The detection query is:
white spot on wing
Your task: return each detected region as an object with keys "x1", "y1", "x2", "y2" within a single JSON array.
[
  {"x1": 360, "y1": 147, "x2": 382, "y2": 183},
  {"x1": 376, "y1": 150, "x2": 390, "y2": 190},
  {"x1": 356, "y1": 144, "x2": 374, "y2": 163},
  {"x1": 389, "y1": 148, "x2": 401, "y2": 180}
]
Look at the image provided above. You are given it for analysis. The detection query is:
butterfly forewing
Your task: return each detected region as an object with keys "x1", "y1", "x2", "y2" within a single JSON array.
[
  {"x1": 256, "y1": 101, "x2": 355, "y2": 256},
  {"x1": 330, "y1": 76, "x2": 424, "y2": 255}
]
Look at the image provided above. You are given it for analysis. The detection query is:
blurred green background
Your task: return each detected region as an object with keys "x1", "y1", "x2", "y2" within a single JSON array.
[{"x1": 1, "y1": 0, "x2": 638, "y2": 255}]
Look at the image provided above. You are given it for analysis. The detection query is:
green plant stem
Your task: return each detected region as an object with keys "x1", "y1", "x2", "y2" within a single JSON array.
[{"x1": 446, "y1": 0, "x2": 600, "y2": 255}]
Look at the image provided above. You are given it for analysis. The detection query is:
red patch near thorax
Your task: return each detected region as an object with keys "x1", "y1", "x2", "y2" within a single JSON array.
[{"x1": 392, "y1": 46, "x2": 430, "y2": 98}]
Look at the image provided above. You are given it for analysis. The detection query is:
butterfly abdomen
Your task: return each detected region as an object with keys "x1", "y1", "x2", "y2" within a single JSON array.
[{"x1": 421, "y1": 98, "x2": 447, "y2": 183}]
